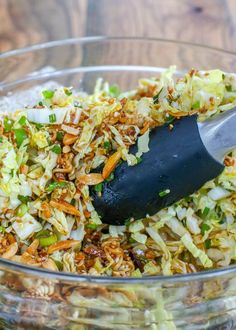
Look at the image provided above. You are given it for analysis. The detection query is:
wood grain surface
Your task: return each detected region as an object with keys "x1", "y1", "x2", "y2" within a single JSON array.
[{"x1": 1, "y1": 0, "x2": 236, "y2": 53}]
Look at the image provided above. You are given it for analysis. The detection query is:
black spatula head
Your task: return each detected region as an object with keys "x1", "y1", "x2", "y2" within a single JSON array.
[{"x1": 92, "y1": 115, "x2": 224, "y2": 225}]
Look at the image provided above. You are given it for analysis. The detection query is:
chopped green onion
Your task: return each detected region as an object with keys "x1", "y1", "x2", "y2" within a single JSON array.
[
  {"x1": 38, "y1": 101, "x2": 43, "y2": 106},
  {"x1": 71, "y1": 198, "x2": 76, "y2": 206},
  {"x1": 158, "y1": 189, "x2": 170, "y2": 197},
  {"x1": 201, "y1": 223, "x2": 210, "y2": 235},
  {"x1": 204, "y1": 239, "x2": 211, "y2": 249},
  {"x1": 94, "y1": 182, "x2": 103, "y2": 193},
  {"x1": 86, "y1": 223, "x2": 98, "y2": 230},
  {"x1": 192, "y1": 100, "x2": 200, "y2": 109},
  {"x1": 0, "y1": 137, "x2": 3, "y2": 143},
  {"x1": 4, "y1": 117, "x2": 13, "y2": 132},
  {"x1": 64, "y1": 88, "x2": 72, "y2": 96},
  {"x1": 14, "y1": 128, "x2": 28, "y2": 147},
  {"x1": 202, "y1": 207, "x2": 210, "y2": 217},
  {"x1": 42, "y1": 90, "x2": 54, "y2": 99},
  {"x1": 226, "y1": 85, "x2": 232, "y2": 92},
  {"x1": 153, "y1": 87, "x2": 163, "y2": 104},
  {"x1": 39, "y1": 234, "x2": 58, "y2": 247},
  {"x1": 124, "y1": 218, "x2": 132, "y2": 226},
  {"x1": 18, "y1": 116, "x2": 27, "y2": 126},
  {"x1": 109, "y1": 84, "x2": 120, "y2": 97},
  {"x1": 103, "y1": 141, "x2": 111, "y2": 150},
  {"x1": 35, "y1": 123, "x2": 43, "y2": 129},
  {"x1": 106, "y1": 172, "x2": 114, "y2": 182},
  {"x1": 165, "y1": 115, "x2": 175, "y2": 125},
  {"x1": 51, "y1": 144, "x2": 61, "y2": 154},
  {"x1": 18, "y1": 195, "x2": 31, "y2": 203},
  {"x1": 56, "y1": 131, "x2": 64, "y2": 141},
  {"x1": 46, "y1": 181, "x2": 66, "y2": 192},
  {"x1": 17, "y1": 204, "x2": 28, "y2": 217},
  {"x1": 74, "y1": 101, "x2": 82, "y2": 108},
  {"x1": 136, "y1": 156, "x2": 142, "y2": 164},
  {"x1": 49, "y1": 114, "x2": 56, "y2": 123},
  {"x1": 0, "y1": 226, "x2": 5, "y2": 233},
  {"x1": 36, "y1": 229, "x2": 50, "y2": 238}
]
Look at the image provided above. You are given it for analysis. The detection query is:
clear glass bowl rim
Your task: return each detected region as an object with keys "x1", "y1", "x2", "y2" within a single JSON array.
[{"x1": 1, "y1": 36, "x2": 236, "y2": 284}]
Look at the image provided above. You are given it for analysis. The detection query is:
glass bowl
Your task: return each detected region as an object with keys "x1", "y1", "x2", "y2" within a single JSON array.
[{"x1": 1, "y1": 37, "x2": 236, "y2": 330}]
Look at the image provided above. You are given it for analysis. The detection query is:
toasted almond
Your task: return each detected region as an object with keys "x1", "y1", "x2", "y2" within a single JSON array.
[
  {"x1": 63, "y1": 133, "x2": 78, "y2": 145},
  {"x1": 41, "y1": 202, "x2": 52, "y2": 219},
  {"x1": 48, "y1": 239, "x2": 80, "y2": 254},
  {"x1": 19, "y1": 164, "x2": 29, "y2": 175},
  {"x1": 50, "y1": 200, "x2": 80, "y2": 216},
  {"x1": 61, "y1": 124, "x2": 80, "y2": 135},
  {"x1": 167, "y1": 110, "x2": 198, "y2": 118},
  {"x1": 140, "y1": 122, "x2": 150, "y2": 135},
  {"x1": 1, "y1": 242, "x2": 18, "y2": 259},
  {"x1": 25, "y1": 239, "x2": 39, "y2": 255},
  {"x1": 42, "y1": 258, "x2": 58, "y2": 271},
  {"x1": 102, "y1": 150, "x2": 121, "y2": 179},
  {"x1": 78, "y1": 173, "x2": 104, "y2": 185}
]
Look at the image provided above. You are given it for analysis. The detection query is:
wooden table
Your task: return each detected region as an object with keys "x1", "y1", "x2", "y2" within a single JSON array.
[{"x1": 1, "y1": 0, "x2": 236, "y2": 53}]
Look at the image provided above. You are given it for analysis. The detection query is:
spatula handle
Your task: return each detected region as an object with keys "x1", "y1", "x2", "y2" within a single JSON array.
[{"x1": 92, "y1": 115, "x2": 224, "y2": 225}]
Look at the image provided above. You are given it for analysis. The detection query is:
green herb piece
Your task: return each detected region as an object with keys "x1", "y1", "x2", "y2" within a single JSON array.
[
  {"x1": 42, "y1": 90, "x2": 54, "y2": 99},
  {"x1": 18, "y1": 195, "x2": 31, "y2": 203},
  {"x1": 192, "y1": 100, "x2": 200, "y2": 109},
  {"x1": 36, "y1": 229, "x2": 50, "y2": 238},
  {"x1": 38, "y1": 101, "x2": 43, "y2": 106},
  {"x1": 201, "y1": 223, "x2": 210, "y2": 235},
  {"x1": 56, "y1": 131, "x2": 64, "y2": 141},
  {"x1": 18, "y1": 116, "x2": 27, "y2": 126},
  {"x1": 165, "y1": 115, "x2": 175, "y2": 125},
  {"x1": 39, "y1": 233, "x2": 58, "y2": 247},
  {"x1": 136, "y1": 156, "x2": 143, "y2": 164},
  {"x1": 0, "y1": 137, "x2": 3, "y2": 143},
  {"x1": 14, "y1": 128, "x2": 28, "y2": 147},
  {"x1": 106, "y1": 172, "x2": 114, "y2": 182},
  {"x1": 86, "y1": 223, "x2": 98, "y2": 230},
  {"x1": 64, "y1": 88, "x2": 72, "y2": 96},
  {"x1": 124, "y1": 218, "x2": 132, "y2": 226},
  {"x1": 103, "y1": 141, "x2": 111, "y2": 150},
  {"x1": 204, "y1": 239, "x2": 211, "y2": 249},
  {"x1": 51, "y1": 144, "x2": 61, "y2": 154},
  {"x1": 17, "y1": 204, "x2": 28, "y2": 217},
  {"x1": 94, "y1": 182, "x2": 103, "y2": 193},
  {"x1": 0, "y1": 226, "x2": 5, "y2": 233},
  {"x1": 202, "y1": 207, "x2": 210, "y2": 217},
  {"x1": 4, "y1": 117, "x2": 13, "y2": 132},
  {"x1": 70, "y1": 198, "x2": 76, "y2": 206},
  {"x1": 35, "y1": 123, "x2": 43, "y2": 129},
  {"x1": 158, "y1": 189, "x2": 170, "y2": 197},
  {"x1": 49, "y1": 114, "x2": 57, "y2": 123},
  {"x1": 226, "y1": 85, "x2": 232, "y2": 92},
  {"x1": 153, "y1": 87, "x2": 163, "y2": 104},
  {"x1": 109, "y1": 84, "x2": 120, "y2": 97},
  {"x1": 46, "y1": 181, "x2": 66, "y2": 192}
]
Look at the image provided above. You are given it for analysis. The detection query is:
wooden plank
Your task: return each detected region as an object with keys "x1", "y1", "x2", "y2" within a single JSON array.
[{"x1": 0, "y1": 0, "x2": 88, "y2": 52}]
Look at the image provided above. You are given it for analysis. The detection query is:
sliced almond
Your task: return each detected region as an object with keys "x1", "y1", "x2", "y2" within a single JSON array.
[
  {"x1": 41, "y1": 202, "x2": 52, "y2": 219},
  {"x1": 48, "y1": 239, "x2": 80, "y2": 254},
  {"x1": 50, "y1": 200, "x2": 80, "y2": 216},
  {"x1": 102, "y1": 150, "x2": 121, "y2": 179},
  {"x1": 1, "y1": 242, "x2": 18, "y2": 259},
  {"x1": 63, "y1": 133, "x2": 78, "y2": 145},
  {"x1": 61, "y1": 124, "x2": 80, "y2": 135},
  {"x1": 42, "y1": 258, "x2": 58, "y2": 271},
  {"x1": 25, "y1": 239, "x2": 39, "y2": 255},
  {"x1": 78, "y1": 173, "x2": 104, "y2": 185}
]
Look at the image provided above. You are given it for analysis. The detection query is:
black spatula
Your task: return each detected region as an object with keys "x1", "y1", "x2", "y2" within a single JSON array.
[{"x1": 92, "y1": 109, "x2": 236, "y2": 225}]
